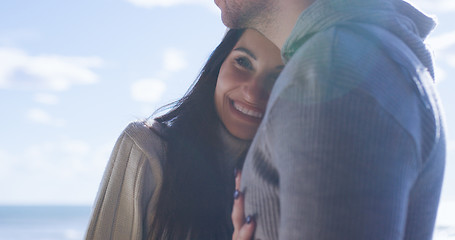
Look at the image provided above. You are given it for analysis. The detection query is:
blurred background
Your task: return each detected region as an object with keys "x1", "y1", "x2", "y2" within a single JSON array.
[{"x1": 0, "y1": 0, "x2": 453, "y2": 239}]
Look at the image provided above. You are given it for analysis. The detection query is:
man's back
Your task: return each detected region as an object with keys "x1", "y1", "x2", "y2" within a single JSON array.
[{"x1": 240, "y1": 0, "x2": 446, "y2": 239}]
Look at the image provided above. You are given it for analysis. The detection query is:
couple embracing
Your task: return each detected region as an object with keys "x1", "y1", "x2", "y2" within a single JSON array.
[{"x1": 86, "y1": 0, "x2": 446, "y2": 239}]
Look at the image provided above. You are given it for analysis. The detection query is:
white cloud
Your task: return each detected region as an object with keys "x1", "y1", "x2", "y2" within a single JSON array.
[
  {"x1": 448, "y1": 139, "x2": 455, "y2": 152},
  {"x1": 130, "y1": 48, "x2": 187, "y2": 103},
  {"x1": 164, "y1": 48, "x2": 188, "y2": 72},
  {"x1": 130, "y1": 78, "x2": 166, "y2": 103},
  {"x1": 434, "y1": 202, "x2": 455, "y2": 239},
  {"x1": 0, "y1": 149, "x2": 13, "y2": 177},
  {"x1": 446, "y1": 54, "x2": 455, "y2": 68},
  {"x1": 435, "y1": 200, "x2": 455, "y2": 227},
  {"x1": 34, "y1": 93, "x2": 59, "y2": 105},
  {"x1": 426, "y1": 31, "x2": 455, "y2": 52},
  {"x1": 0, "y1": 47, "x2": 103, "y2": 91},
  {"x1": 0, "y1": 139, "x2": 113, "y2": 205},
  {"x1": 406, "y1": 0, "x2": 455, "y2": 13},
  {"x1": 126, "y1": 0, "x2": 219, "y2": 12},
  {"x1": 26, "y1": 108, "x2": 65, "y2": 127},
  {"x1": 434, "y1": 64, "x2": 446, "y2": 82},
  {"x1": 425, "y1": 32, "x2": 455, "y2": 82},
  {"x1": 62, "y1": 140, "x2": 91, "y2": 156}
]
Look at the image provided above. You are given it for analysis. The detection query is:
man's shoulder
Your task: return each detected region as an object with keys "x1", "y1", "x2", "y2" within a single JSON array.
[
  {"x1": 289, "y1": 24, "x2": 387, "y2": 67},
  {"x1": 281, "y1": 23, "x2": 406, "y2": 92},
  {"x1": 275, "y1": 26, "x2": 376, "y2": 98},
  {"x1": 271, "y1": 23, "x2": 426, "y2": 113}
]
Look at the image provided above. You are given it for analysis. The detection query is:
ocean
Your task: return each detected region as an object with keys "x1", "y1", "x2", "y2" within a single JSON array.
[
  {"x1": 0, "y1": 205, "x2": 453, "y2": 240},
  {"x1": 0, "y1": 206, "x2": 91, "y2": 240}
]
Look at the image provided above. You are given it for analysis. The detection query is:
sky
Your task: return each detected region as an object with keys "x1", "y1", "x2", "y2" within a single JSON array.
[{"x1": 0, "y1": 0, "x2": 454, "y2": 228}]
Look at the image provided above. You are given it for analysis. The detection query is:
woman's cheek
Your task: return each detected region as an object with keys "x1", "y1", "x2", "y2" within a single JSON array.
[{"x1": 219, "y1": 69, "x2": 244, "y2": 91}]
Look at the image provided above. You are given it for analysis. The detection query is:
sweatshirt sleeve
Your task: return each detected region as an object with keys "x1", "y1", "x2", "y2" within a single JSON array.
[
  {"x1": 266, "y1": 82, "x2": 419, "y2": 240},
  {"x1": 85, "y1": 122, "x2": 165, "y2": 240},
  {"x1": 251, "y1": 28, "x2": 430, "y2": 239}
]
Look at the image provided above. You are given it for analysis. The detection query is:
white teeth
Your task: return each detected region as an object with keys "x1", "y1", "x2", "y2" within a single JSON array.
[{"x1": 233, "y1": 102, "x2": 263, "y2": 118}]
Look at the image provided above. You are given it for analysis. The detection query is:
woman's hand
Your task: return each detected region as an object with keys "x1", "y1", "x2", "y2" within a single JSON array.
[{"x1": 232, "y1": 170, "x2": 255, "y2": 240}]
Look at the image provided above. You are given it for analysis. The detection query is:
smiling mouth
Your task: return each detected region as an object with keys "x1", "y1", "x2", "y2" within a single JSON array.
[{"x1": 232, "y1": 101, "x2": 264, "y2": 119}]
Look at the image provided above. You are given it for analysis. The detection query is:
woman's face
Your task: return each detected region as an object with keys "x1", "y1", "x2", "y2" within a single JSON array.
[{"x1": 215, "y1": 29, "x2": 284, "y2": 140}]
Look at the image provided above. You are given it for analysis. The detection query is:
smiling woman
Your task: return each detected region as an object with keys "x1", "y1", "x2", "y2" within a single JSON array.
[
  {"x1": 215, "y1": 29, "x2": 284, "y2": 140},
  {"x1": 84, "y1": 28, "x2": 283, "y2": 240}
]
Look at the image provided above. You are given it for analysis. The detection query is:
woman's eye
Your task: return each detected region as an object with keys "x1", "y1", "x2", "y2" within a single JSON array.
[{"x1": 235, "y1": 57, "x2": 253, "y2": 70}]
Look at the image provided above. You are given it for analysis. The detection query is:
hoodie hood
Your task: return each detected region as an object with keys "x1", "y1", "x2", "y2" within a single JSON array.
[{"x1": 282, "y1": 0, "x2": 436, "y2": 79}]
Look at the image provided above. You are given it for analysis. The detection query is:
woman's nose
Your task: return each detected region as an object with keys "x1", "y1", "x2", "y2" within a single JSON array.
[{"x1": 243, "y1": 76, "x2": 268, "y2": 103}]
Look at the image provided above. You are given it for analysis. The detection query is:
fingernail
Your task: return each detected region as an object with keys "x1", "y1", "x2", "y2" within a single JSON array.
[
  {"x1": 246, "y1": 215, "x2": 253, "y2": 224},
  {"x1": 234, "y1": 189, "x2": 241, "y2": 199}
]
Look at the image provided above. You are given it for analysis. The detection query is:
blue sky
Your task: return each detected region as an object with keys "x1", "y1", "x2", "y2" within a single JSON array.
[{"x1": 0, "y1": 0, "x2": 454, "y2": 228}]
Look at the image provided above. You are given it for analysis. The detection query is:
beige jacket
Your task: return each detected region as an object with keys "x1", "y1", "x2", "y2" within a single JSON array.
[
  {"x1": 85, "y1": 120, "x2": 249, "y2": 239},
  {"x1": 85, "y1": 121, "x2": 166, "y2": 240}
]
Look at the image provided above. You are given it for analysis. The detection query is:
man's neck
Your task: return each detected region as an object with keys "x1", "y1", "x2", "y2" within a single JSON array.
[{"x1": 256, "y1": 0, "x2": 315, "y2": 50}]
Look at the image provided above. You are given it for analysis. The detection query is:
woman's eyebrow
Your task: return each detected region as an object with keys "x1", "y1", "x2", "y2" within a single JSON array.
[{"x1": 233, "y1": 47, "x2": 256, "y2": 60}]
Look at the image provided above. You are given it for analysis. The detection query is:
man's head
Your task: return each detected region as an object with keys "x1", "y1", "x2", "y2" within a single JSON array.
[
  {"x1": 215, "y1": 0, "x2": 314, "y2": 50},
  {"x1": 214, "y1": 0, "x2": 275, "y2": 29}
]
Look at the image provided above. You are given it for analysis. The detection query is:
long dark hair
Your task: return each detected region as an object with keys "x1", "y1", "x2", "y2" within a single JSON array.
[{"x1": 149, "y1": 28, "x2": 246, "y2": 240}]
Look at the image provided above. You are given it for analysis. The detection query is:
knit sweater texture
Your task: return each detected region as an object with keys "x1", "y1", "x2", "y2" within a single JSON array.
[
  {"x1": 84, "y1": 121, "x2": 249, "y2": 239},
  {"x1": 240, "y1": 0, "x2": 446, "y2": 239}
]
